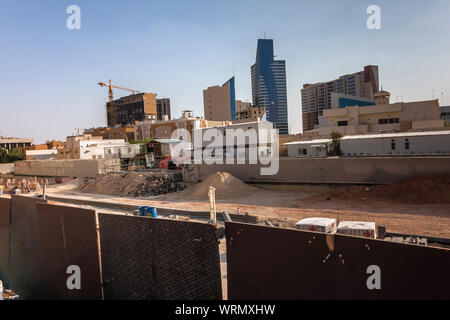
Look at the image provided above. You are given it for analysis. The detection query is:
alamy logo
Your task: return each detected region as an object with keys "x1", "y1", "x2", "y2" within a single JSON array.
[
  {"x1": 66, "y1": 265, "x2": 81, "y2": 290},
  {"x1": 66, "y1": 5, "x2": 81, "y2": 30},
  {"x1": 169, "y1": 127, "x2": 280, "y2": 175},
  {"x1": 366, "y1": 265, "x2": 381, "y2": 290},
  {"x1": 367, "y1": 5, "x2": 381, "y2": 30}
]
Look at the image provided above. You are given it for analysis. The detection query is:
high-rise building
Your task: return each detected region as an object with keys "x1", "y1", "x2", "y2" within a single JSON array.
[
  {"x1": 301, "y1": 65, "x2": 379, "y2": 132},
  {"x1": 251, "y1": 39, "x2": 289, "y2": 134},
  {"x1": 157, "y1": 98, "x2": 171, "y2": 121},
  {"x1": 203, "y1": 77, "x2": 236, "y2": 121},
  {"x1": 106, "y1": 93, "x2": 157, "y2": 127}
]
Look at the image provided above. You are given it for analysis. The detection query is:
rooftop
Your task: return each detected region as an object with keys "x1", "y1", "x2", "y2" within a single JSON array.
[
  {"x1": 284, "y1": 139, "x2": 331, "y2": 146},
  {"x1": 341, "y1": 130, "x2": 450, "y2": 140}
]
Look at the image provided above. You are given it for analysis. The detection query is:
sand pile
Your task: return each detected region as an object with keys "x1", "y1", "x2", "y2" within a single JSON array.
[
  {"x1": 183, "y1": 172, "x2": 259, "y2": 200},
  {"x1": 328, "y1": 174, "x2": 450, "y2": 204},
  {"x1": 78, "y1": 172, "x2": 185, "y2": 197}
]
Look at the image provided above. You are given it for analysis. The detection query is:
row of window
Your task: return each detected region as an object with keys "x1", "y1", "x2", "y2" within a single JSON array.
[{"x1": 379, "y1": 118, "x2": 400, "y2": 124}]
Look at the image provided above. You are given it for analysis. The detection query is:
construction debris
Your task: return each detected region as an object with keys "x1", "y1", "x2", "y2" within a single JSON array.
[{"x1": 78, "y1": 172, "x2": 186, "y2": 197}]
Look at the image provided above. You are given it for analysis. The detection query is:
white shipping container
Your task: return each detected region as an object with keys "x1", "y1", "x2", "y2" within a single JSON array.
[
  {"x1": 337, "y1": 221, "x2": 376, "y2": 239},
  {"x1": 296, "y1": 217, "x2": 337, "y2": 234}
]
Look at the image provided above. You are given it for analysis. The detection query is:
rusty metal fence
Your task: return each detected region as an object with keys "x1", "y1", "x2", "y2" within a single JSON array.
[{"x1": 226, "y1": 222, "x2": 450, "y2": 300}]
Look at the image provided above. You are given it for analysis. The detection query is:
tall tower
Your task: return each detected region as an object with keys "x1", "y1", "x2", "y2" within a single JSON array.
[{"x1": 251, "y1": 39, "x2": 289, "y2": 134}]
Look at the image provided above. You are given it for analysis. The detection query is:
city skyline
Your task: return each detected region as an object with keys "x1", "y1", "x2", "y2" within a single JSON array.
[{"x1": 1, "y1": 0, "x2": 450, "y2": 143}]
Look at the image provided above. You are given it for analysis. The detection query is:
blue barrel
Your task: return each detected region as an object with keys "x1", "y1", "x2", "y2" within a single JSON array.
[
  {"x1": 139, "y1": 206, "x2": 149, "y2": 217},
  {"x1": 149, "y1": 207, "x2": 158, "y2": 218}
]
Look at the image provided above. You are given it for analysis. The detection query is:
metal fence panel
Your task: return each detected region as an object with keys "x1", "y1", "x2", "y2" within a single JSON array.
[
  {"x1": 226, "y1": 222, "x2": 450, "y2": 300},
  {"x1": 9, "y1": 195, "x2": 47, "y2": 299},
  {"x1": 0, "y1": 198, "x2": 10, "y2": 285},
  {"x1": 98, "y1": 214, "x2": 222, "y2": 300},
  {"x1": 34, "y1": 203, "x2": 102, "y2": 300}
]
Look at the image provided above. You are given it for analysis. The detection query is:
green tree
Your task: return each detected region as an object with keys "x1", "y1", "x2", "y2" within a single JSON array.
[
  {"x1": 0, "y1": 148, "x2": 8, "y2": 163},
  {"x1": 329, "y1": 131, "x2": 343, "y2": 156},
  {"x1": 0, "y1": 147, "x2": 23, "y2": 163}
]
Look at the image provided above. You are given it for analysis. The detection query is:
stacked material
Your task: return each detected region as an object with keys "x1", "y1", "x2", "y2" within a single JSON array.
[
  {"x1": 296, "y1": 217, "x2": 337, "y2": 234},
  {"x1": 78, "y1": 172, "x2": 185, "y2": 197},
  {"x1": 337, "y1": 221, "x2": 376, "y2": 239}
]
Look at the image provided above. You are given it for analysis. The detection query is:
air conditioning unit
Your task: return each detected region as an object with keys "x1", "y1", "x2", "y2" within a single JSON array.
[
  {"x1": 337, "y1": 221, "x2": 376, "y2": 239},
  {"x1": 296, "y1": 217, "x2": 337, "y2": 234}
]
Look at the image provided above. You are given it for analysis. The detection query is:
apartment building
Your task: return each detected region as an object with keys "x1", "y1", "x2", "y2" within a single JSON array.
[{"x1": 301, "y1": 65, "x2": 379, "y2": 131}]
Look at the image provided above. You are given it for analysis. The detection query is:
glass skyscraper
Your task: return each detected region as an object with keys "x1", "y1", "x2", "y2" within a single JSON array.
[{"x1": 251, "y1": 39, "x2": 288, "y2": 134}]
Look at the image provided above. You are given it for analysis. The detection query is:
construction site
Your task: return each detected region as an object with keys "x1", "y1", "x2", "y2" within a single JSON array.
[
  {"x1": 1, "y1": 152, "x2": 450, "y2": 300},
  {"x1": 1, "y1": 80, "x2": 449, "y2": 301}
]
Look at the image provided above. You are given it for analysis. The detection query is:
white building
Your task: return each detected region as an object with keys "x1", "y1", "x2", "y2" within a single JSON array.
[
  {"x1": 193, "y1": 120, "x2": 276, "y2": 161},
  {"x1": 104, "y1": 144, "x2": 142, "y2": 160},
  {"x1": 340, "y1": 131, "x2": 450, "y2": 157},
  {"x1": 25, "y1": 149, "x2": 58, "y2": 160},
  {"x1": 284, "y1": 139, "x2": 330, "y2": 158},
  {"x1": 58, "y1": 135, "x2": 133, "y2": 160}
]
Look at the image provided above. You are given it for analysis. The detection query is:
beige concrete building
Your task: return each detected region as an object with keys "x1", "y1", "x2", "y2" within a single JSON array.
[
  {"x1": 135, "y1": 111, "x2": 227, "y2": 142},
  {"x1": 203, "y1": 77, "x2": 235, "y2": 121},
  {"x1": 314, "y1": 99, "x2": 444, "y2": 136},
  {"x1": 235, "y1": 100, "x2": 266, "y2": 121},
  {"x1": 84, "y1": 126, "x2": 135, "y2": 141},
  {"x1": 0, "y1": 138, "x2": 33, "y2": 150}
]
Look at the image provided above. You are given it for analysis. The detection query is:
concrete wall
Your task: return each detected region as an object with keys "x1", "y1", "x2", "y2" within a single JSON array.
[
  {"x1": 14, "y1": 159, "x2": 121, "y2": 178},
  {"x1": 196, "y1": 157, "x2": 450, "y2": 184},
  {"x1": 0, "y1": 163, "x2": 14, "y2": 174}
]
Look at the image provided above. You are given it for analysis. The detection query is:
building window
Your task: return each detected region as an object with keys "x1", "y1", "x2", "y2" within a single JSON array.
[
  {"x1": 298, "y1": 148, "x2": 307, "y2": 156},
  {"x1": 405, "y1": 139, "x2": 410, "y2": 150},
  {"x1": 391, "y1": 140, "x2": 396, "y2": 150},
  {"x1": 379, "y1": 118, "x2": 400, "y2": 124},
  {"x1": 338, "y1": 121, "x2": 348, "y2": 127}
]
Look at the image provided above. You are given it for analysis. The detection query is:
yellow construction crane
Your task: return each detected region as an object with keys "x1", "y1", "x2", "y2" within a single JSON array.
[{"x1": 98, "y1": 79, "x2": 140, "y2": 102}]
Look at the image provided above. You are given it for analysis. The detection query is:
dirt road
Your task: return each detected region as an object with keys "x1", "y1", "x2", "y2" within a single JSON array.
[{"x1": 46, "y1": 182, "x2": 450, "y2": 239}]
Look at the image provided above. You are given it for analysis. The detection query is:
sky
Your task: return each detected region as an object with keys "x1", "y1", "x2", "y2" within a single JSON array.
[{"x1": 0, "y1": 0, "x2": 449, "y2": 143}]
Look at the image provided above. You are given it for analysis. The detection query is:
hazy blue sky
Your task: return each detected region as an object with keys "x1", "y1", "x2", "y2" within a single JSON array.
[{"x1": 1, "y1": 0, "x2": 449, "y2": 143}]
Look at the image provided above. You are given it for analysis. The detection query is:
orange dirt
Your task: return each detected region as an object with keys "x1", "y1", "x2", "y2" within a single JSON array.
[{"x1": 322, "y1": 174, "x2": 450, "y2": 204}]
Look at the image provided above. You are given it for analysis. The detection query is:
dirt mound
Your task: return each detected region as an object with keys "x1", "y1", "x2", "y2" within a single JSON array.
[
  {"x1": 184, "y1": 172, "x2": 259, "y2": 200},
  {"x1": 78, "y1": 172, "x2": 185, "y2": 197},
  {"x1": 328, "y1": 174, "x2": 450, "y2": 204}
]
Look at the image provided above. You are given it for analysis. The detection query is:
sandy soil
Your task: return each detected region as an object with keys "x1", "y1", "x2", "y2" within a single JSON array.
[{"x1": 46, "y1": 182, "x2": 450, "y2": 239}]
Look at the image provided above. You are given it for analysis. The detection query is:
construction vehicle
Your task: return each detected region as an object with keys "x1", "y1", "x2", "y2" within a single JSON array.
[{"x1": 98, "y1": 79, "x2": 140, "y2": 102}]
